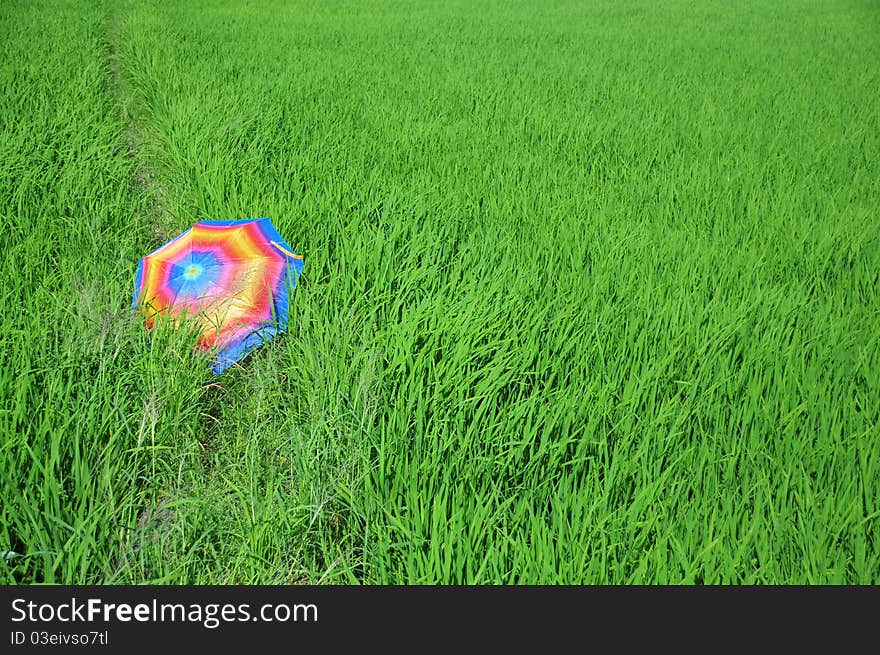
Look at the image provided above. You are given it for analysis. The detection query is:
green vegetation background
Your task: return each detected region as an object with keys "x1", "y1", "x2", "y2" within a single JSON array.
[{"x1": 2, "y1": 0, "x2": 878, "y2": 583}]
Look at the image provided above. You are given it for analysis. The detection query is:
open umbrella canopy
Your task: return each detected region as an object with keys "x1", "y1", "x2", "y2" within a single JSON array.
[{"x1": 132, "y1": 217, "x2": 304, "y2": 373}]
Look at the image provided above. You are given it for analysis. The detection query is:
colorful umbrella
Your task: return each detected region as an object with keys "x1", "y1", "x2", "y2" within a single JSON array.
[{"x1": 132, "y1": 217, "x2": 304, "y2": 373}]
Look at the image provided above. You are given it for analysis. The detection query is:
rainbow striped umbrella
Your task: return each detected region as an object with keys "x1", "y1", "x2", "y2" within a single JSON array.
[{"x1": 132, "y1": 217, "x2": 304, "y2": 373}]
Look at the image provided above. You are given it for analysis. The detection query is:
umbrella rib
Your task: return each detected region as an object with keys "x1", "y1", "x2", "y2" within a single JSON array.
[{"x1": 177, "y1": 231, "x2": 194, "y2": 308}]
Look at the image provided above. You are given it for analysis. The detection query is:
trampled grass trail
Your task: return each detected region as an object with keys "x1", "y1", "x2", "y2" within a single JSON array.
[{"x1": 2, "y1": 0, "x2": 879, "y2": 584}]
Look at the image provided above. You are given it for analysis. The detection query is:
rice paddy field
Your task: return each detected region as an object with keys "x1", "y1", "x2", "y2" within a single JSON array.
[{"x1": 2, "y1": 0, "x2": 879, "y2": 584}]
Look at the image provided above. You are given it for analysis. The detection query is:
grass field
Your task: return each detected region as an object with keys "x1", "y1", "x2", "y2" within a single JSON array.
[{"x1": 2, "y1": 0, "x2": 878, "y2": 584}]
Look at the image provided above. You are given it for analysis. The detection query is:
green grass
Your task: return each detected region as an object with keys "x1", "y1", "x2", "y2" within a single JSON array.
[{"x1": 2, "y1": 0, "x2": 878, "y2": 584}]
